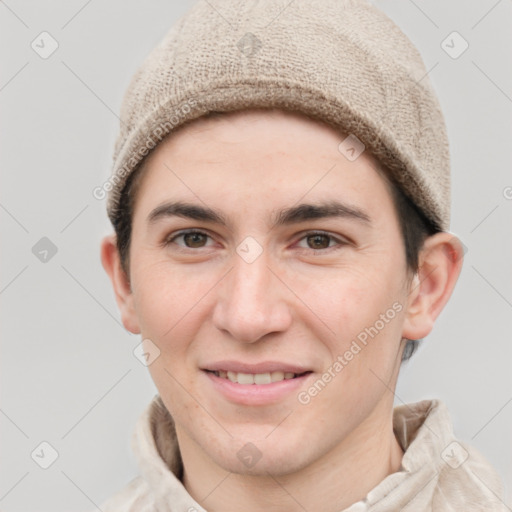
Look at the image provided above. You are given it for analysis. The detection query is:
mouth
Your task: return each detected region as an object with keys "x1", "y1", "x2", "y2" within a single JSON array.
[
  {"x1": 201, "y1": 362, "x2": 314, "y2": 405},
  {"x1": 205, "y1": 369, "x2": 312, "y2": 385}
]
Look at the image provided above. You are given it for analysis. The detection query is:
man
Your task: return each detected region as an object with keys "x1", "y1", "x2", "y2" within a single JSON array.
[{"x1": 99, "y1": 0, "x2": 507, "y2": 510}]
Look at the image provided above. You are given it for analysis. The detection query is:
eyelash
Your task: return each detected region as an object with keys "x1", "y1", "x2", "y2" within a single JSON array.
[{"x1": 163, "y1": 229, "x2": 349, "y2": 253}]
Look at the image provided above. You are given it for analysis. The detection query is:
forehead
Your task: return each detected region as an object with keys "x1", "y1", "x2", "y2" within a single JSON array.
[{"x1": 131, "y1": 109, "x2": 395, "y2": 222}]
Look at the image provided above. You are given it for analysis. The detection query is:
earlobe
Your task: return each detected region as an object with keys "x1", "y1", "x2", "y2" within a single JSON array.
[
  {"x1": 402, "y1": 233, "x2": 464, "y2": 341},
  {"x1": 100, "y1": 234, "x2": 141, "y2": 334}
]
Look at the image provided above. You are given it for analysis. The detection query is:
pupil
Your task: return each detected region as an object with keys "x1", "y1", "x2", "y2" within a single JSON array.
[
  {"x1": 308, "y1": 234, "x2": 329, "y2": 249},
  {"x1": 184, "y1": 233, "x2": 206, "y2": 248}
]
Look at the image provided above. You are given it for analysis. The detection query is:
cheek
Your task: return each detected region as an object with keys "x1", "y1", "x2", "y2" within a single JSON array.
[
  {"x1": 302, "y1": 266, "x2": 407, "y2": 406},
  {"x1": 304, "y1": 273, "x2": 405, "y2": 425},
  {"x1": 304, "y1": 264, "x2": 403, "y2": 343},
  {"x1": 131, "y1": 262, "x2": 213, "y2": 414},
  {"x1": 130, "y1": 259, "x2": 212, "y2": 342}
]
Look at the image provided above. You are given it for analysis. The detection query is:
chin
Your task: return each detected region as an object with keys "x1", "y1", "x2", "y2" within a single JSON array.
[{"x1": 207, "y1": 432, "x2": 311, "y2": 477}]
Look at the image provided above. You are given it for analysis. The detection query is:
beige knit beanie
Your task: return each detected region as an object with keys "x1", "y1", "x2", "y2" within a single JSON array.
[{"x1": 106, "y1": 0, "x2": 450, "y2": 232}]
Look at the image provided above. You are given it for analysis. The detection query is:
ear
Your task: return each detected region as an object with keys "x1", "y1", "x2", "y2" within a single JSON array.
[
  {"x1": 100, "y1": 234, "x2": 141, "y2": 334},
  {"x1": 402, "y1": 232, "x2": 464, "y2": 340}
]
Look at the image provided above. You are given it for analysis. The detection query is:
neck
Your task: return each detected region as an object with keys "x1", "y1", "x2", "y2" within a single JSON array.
[{"x1": 178, "y1": 401, "x2": 404, "y2": 512}]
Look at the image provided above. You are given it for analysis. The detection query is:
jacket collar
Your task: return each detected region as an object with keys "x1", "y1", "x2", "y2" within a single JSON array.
[{"x1": 129, "y1": 396, "x2": 497, "y2": 511}]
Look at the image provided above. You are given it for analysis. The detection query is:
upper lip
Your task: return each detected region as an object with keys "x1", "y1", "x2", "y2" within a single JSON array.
[{"x1": 201, "y1": 361, "x2": 312, "y2": 374}]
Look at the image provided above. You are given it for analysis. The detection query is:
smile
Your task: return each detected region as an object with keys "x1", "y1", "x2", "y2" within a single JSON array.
[{"x1": 208, "y1": 370, "x2": 310, "y2": 384}]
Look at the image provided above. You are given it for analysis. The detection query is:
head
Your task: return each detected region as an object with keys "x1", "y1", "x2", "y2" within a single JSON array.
[{"x1": 101, "y1": 108, "x2": 464, "y2": 476}]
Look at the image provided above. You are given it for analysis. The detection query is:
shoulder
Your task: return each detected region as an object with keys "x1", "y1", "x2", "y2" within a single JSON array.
[{"x1": 433, "y1": 440, "x2": 508, "y2": 511}]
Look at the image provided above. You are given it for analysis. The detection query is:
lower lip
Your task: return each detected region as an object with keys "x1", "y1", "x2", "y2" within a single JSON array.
[{"x1": 203, "y1": 371, "x2": 312, "y2": 405}]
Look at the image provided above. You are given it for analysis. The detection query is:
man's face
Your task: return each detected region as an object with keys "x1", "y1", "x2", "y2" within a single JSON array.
[{"x1": 127, "y1": 109, "x2": 411, "y2": 475}]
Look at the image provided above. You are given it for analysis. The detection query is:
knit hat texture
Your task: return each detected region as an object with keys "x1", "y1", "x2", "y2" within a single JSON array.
[{"x1": 106, "y1": 0, "x2": 450, "y2": 231}]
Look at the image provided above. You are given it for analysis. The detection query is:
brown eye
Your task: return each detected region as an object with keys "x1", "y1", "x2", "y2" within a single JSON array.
[
  {"x1": 183, "y1": 232, "x2": 208, "y2": 248},
  {"x1": 306, "y1": 233, "x2": 331, "y2": 249},
  {"x1": 165, "y1": 230, "x2": 216, "y2": 250}
]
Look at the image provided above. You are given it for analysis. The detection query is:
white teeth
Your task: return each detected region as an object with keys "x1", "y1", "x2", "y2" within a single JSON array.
[
  {"x1": 215, "y1": 370, "x2": 298, "y2": 384},
  {"x1": 254, "y1": 373, "x2": 272, "y2": 384},
  {"x1": 271, "y1": 371, "x2": 285, "y2": 382},
  {"x1": 237, "y1": 373, "x2": 254, "y2": 385}
]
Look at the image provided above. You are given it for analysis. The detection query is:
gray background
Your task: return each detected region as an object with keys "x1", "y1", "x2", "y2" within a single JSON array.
[{"x1": 1, "y1": 1, "x2": 511, "y2": 510}]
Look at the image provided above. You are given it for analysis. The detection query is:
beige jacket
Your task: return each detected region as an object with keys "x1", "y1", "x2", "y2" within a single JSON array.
[{"x1": 99, "y1": 396, "x2": 508, "y2": 511}]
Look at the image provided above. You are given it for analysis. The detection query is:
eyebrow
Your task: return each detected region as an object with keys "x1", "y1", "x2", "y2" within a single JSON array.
[{"x1": 147, "y1": 200, "x2": 371, "y2": 228}]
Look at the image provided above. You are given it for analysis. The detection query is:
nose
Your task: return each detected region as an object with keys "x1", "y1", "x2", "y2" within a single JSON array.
[{"x1": 212, "y1": 251, "x2": 293, "y2": 344}]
